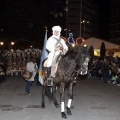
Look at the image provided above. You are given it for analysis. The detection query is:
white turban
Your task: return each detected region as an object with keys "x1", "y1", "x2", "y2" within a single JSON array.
[{"x1": 52, "y1": 26, "x2": 61, "y2": 32}]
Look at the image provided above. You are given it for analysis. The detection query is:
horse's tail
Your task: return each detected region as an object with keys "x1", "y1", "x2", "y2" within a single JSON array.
[{"x1": 45, "y1": 86, "x2": 54, "y2": 101}]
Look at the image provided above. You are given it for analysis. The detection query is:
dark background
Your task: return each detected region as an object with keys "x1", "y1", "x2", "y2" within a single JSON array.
[
  {"x1": 0, "y1": 0, "x2": 66, "y2": 49},
  {"x1": 0, "y1": 0, "x2": 110, "y2": 49}
]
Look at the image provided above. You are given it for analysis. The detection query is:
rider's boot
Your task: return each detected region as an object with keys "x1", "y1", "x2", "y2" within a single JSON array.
[
  {"x1": 47, "y1": 67, "x2": 53, "y2": 86},
  {"x1": 47, "y1": 67, "x2": 51, "y2": 78}
]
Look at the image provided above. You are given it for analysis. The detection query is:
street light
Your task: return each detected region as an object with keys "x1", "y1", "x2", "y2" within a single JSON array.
[
  {"x1": 0, "y1": 42, "x2": 4, "y2": 50},
  {"x1": 0, "y1": 41, "x2": 15, "y2": 50},
  {"x1": 81, "y1": 20, "x2": 89, "y2": 24},
  {"x1": 81, "y1": 20, "x2": 89, "y2": 38},
  {"x1": 80, "y1": 0, "x2": 82, "y2": 37},
  {"x1": 0, "y1": 42, "x2": 4, "y2": 46},
  {"x1": 11, "y1": 42, "x2": 15, "y2": 46},
  {"x1": 9, "y1": 42, "x2": 15, "y2": 51}
]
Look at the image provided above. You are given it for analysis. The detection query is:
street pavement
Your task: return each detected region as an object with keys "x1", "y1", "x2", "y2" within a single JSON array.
[{"x1": 0, "y1": 75, "x2": 120, "y2": 120}]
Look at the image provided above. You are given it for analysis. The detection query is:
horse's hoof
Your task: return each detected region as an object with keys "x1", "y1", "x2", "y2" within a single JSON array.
[
  {"x1": 47, "y1": 78, "x2": 53, "y2": 86},
  {"x1": 41, "y1": 104, "x2": 45, "y2": 109},
  {"x1": 66, "y1": 107, "x2": 72, "y2": 115},
  {"x1": 61, "y1": 112, "x2": 67, "y2": 119},
  {"x1": 54, "y1": 102, "x2": 59, "y2": 108}
]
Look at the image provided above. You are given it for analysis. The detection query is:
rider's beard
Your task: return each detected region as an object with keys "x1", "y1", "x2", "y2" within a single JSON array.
[{"x1": 52, "y1": 32, "x2": 61, "y2": 39}]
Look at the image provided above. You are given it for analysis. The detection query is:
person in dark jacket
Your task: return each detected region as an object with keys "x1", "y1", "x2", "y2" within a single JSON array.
[{"x1": 102, "y1": 58, "x2": 110, "y2": 83}]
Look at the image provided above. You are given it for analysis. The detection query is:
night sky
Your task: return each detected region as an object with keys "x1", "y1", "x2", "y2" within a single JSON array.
[
  {"x1": 97, "y1": 0, "x2": 110, "y2": 40},
  {"x1": 0, "y1": 0, "x2": 110, "y2": 49},
  {"x1": 0, "y1": 0, "x2": 65, "y2": 49}
]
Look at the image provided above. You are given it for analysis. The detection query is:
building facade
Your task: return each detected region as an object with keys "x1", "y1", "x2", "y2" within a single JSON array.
[
  {"x1": 110, "y1": 0, "x2": 120, "y2": 44},
  {"x1": 66, "y1": 0, "x2": 110, "y2": 41}
]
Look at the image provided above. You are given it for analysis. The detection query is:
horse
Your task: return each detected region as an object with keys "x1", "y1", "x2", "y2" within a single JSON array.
[{"x1": 41, "y1": 46, "x2": 90, "y2": 119}]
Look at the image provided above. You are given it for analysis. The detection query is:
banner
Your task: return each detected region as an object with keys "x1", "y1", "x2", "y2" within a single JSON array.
[{"x1": 39, "y1": 30, "x2": 48, "y2": 85}]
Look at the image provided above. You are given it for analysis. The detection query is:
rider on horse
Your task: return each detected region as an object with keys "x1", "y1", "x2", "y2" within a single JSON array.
[{"x1": 46, "y1": 26, "x2": 68, "y2": 85}]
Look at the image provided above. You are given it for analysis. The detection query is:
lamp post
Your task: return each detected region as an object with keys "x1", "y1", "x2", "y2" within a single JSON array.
[
  {"x1": 0, "y1": 42, "x2": 4, "y2": 50},
  {"x1": 80, "y1": 0, "x2": 82, "y2": 37},
  {"x1": 10, "y1": 41, "x2": 15, "y2": 51},
  {"x1": 11, "y1": 42, "x2": 14, "y2": 46},
  {"x1": 81, "y1": 20, "x2": 89, "y2": 38},
  {"x1": 0, "y1": 41, "x2": 15, "y2": 50},
  {"x1": 0, "y1": 42, "x2": 4, "y2": 46}
]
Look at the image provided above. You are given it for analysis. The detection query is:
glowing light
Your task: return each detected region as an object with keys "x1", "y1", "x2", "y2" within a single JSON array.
[
  {"x1": 11, "y1": 42, "x2": 15, "y2": 45},
  {"x1": 0, "y1": 42, "x2": 4, "y2": 45},
  {"x1": 84, "y1": 44, "x2": 87, "y2": 47},
  {"x1": 72, "y1": 44, "x2": 75, "y2": 47},
  {"x1": 11, "y1": 49, "x2": 14, "y2": 52},
  {"x1": 94, "y1": 51, "x2": 98, "y2": 56}
]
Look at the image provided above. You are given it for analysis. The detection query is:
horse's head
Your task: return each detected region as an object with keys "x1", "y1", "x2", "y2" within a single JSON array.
[
  {"x1": 73, "y1": 46, "x2": 90, "y2": 76},
  {"x1": 59, "y1": 46, "x2": 90, "y2": 78}
]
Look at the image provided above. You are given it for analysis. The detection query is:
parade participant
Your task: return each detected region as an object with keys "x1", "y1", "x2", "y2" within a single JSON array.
[
  {"x1": 25, "y1": 58, "x2": 38, "y2": 95},
  {"x1": 46, "y1": 26, "x2": 68, "y2": 80},
  {"x1": 76, "y1": 37, "x2": 85, "y2": 46}
]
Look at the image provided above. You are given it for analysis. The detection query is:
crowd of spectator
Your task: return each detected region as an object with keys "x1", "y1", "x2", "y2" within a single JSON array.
[
  {"x1": 0, "y1": 47, "x2": 120, "y2": 87},
  {"x1": 88, "y1": 56, "x2": 120, "y2": 86},
  {"x1": 0, "y1": 48, "x2": 41, "y2": 83},
  {"x1": 0, "y1": 61, "x2": 6, "y2": 83}
]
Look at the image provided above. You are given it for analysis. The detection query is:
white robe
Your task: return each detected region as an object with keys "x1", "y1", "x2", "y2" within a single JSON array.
[
  {"x1": 26, "y1": 61, "x2": 38, "y2": 81},
  {"x1": 46, "y1": 36, "x2": 68, "y2": 67}
]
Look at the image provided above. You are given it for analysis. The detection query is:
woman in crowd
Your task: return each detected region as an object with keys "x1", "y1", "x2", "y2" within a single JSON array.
[{"x1": 25, "y1": 58, "x2": 38, "y2": 95}]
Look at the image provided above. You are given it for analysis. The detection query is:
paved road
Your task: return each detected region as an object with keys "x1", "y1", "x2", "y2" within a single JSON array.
[{"x1": 0, "y1": 76, "x2": 120, "y2": 120}]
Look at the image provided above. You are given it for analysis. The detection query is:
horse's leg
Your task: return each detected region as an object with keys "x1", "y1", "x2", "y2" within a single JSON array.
[
  {"x1": 66, "y1": 82, "x2": 73, "y2": 115},
  {"x1": 41, "y1": 85, "x2": 46, "y2": 109},
  {"x1": 60, "y1": 83, "x2": 67, "y2": 119},
  {"x1": 52, "y1": 83, "x2": 59, "y2": 108}
]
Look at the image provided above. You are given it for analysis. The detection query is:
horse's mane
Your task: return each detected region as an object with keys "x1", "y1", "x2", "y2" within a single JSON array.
[
  {"x1": 63, "y1": 46, "x2": 82, "y2": 59},
  {"x1": 57, "y1": 47, "x2": 83, "y2": 77}
]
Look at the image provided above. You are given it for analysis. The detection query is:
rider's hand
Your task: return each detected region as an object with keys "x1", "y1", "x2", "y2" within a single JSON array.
[
  {"x1": 55, "y1": 46, "x2": 61, "y2": 51},
  {"x1": 62, "y1": 49, "x2": 67, "y2": 54}
]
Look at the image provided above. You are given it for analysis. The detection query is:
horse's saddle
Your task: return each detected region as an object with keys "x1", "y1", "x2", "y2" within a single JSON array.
[{"x1": 43, "y1": 54, "x2": 62, "y2": 77}]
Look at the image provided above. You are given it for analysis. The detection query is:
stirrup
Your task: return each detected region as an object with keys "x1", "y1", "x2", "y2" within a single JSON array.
[{"x1": 47, "y1": 77, "x2": 53, "y2": 86}]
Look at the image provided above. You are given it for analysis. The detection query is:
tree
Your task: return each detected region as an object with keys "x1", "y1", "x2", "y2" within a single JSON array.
[
  {"x1": 88, "y1": 46, "x2": 94, "y2": 63},
  {"x1": 100, "y1": 42, "x2": 106, "y2": 57}
]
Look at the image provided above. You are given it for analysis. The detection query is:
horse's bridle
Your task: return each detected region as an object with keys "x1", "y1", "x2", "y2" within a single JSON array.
[{"x1": 58, "y1": 47, "x2": 90, "y2": 78}]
